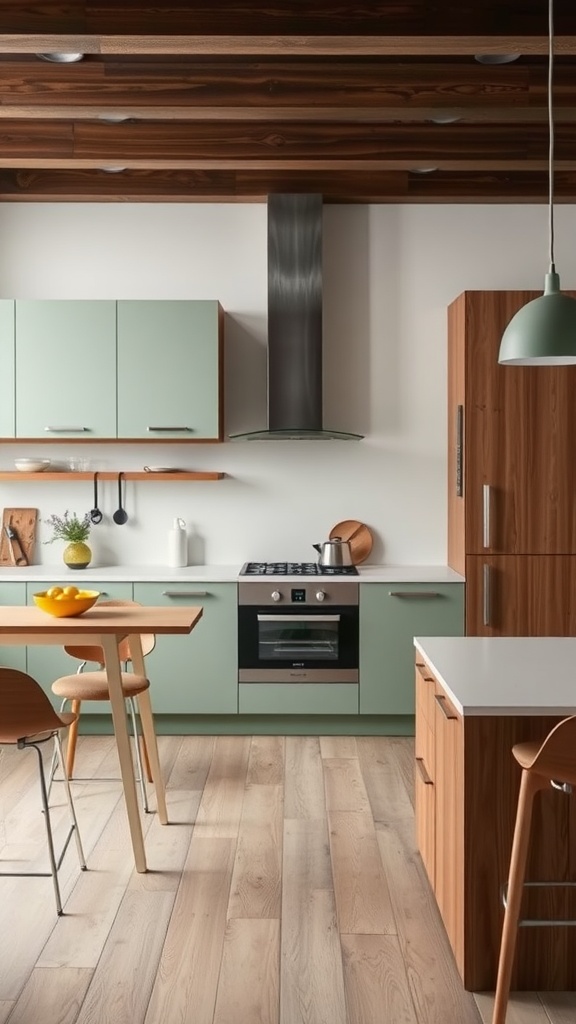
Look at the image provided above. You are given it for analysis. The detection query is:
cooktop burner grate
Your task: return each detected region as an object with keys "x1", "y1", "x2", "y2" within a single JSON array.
[{"x1": 240, "y1": 562, "x2": 359, "y2": 576}]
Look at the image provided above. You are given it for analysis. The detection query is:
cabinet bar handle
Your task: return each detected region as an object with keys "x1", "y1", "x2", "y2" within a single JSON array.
[
  {"x1": 483, "y1": 483, "x2": 491, "y2": 548},
  {"x1": 434, "y1": 694, "x2": 458, "y2": 720},
  {"x1": 456, "y1": 404, "x2": 463, "y2": 497},
  {"x1": 44, "y1": 425, "x2": 89, "y2": 432},
  {"x1": 257, "y1": 614, "x2": 340, "y2": 623},
  {"x1": 415, "y1": 757, "x2": 433, "y2": 785},
  {"x1": 147, "y1": 426, "x2": 192, "y2": 432},
  {"x1": 162, "y1": 590, "x2": 208, "y2": 597},
  {"x1": 483, "y1": 563, "x2": 491, "y2": 627},
  {"x1": 389, "y1": 591, "x2": 441, "y2": 599}
]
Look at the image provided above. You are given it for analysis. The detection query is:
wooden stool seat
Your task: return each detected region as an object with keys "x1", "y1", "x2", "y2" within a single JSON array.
[
  {"x1": 52, "y1": 671, "x2": 149, "y2": 703},
  {"x1": 492, "y1": 715, "x2": 576, "y2": 1024}
]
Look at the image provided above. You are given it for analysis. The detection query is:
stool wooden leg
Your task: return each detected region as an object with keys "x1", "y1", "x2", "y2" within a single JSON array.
[
  {"x1": 492, "y1": 770, "x2": 547, "y2": 1024},
  {"x1": 66, "y1": 699, "x2": 81, "y2": 778}
]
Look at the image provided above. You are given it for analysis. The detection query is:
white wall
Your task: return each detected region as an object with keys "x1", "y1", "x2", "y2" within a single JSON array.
[{"x1": 1, "y1": 201, "x2": 575, "y2": 568}]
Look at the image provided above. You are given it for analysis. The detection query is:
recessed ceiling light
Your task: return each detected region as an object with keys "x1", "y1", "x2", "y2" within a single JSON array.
[
  {"x1": 474, "y1": 53, "x2": 521, "y2": 64},
  {"x1": 98, "y1": 114, "x2": 132, "y2": 124},
  {"x1": 430, "y1": 114, "x2": 462, "y2": 125},
  {"x1": 409, "y1": 167, "x2": 438, "y2": 174},
  {"x1": 100, "y1": 167, "x2": 127, "y2": 173},
  {"x1": 35, "y1": 52, "x2": 84, "y2": 63}
]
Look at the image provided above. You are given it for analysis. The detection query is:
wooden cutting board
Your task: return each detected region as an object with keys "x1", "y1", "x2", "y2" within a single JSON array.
[{"x1": 0, "y1": 508, "x2": 38, "y2": 566}]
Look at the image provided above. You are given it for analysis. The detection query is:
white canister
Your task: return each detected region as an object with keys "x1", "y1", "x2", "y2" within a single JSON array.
[{"x1": 168, "y1": 517, "x2": 187, "y2": 567}]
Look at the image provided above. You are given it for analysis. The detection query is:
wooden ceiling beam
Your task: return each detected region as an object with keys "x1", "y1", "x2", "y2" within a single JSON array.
[{"x1": 1, "y1": 167, "x2": 575, "y2": 203}]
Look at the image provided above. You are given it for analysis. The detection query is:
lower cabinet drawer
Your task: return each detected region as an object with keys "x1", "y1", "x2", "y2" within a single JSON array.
[{"x1": 239, "y1": 683, "x2": 359, "y2": 715}]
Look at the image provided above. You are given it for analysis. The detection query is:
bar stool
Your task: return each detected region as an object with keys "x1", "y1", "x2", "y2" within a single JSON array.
[
  {"x1": 50, "y1": 599, "x2": 156, "y2": 813},
  {"x1": 0, "y1": 666, "x2": 87, "y2": 915},
  {"x1": 492, "y1": 715, "x2": 576, "y2": 1024}
]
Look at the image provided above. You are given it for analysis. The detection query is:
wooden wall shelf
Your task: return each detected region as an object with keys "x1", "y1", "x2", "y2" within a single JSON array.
[{"x1": 0, "y1": 471, "x2": 224, "y2": 482}]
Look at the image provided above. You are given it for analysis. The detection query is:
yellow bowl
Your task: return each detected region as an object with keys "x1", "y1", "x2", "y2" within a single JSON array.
[{"x1": 33, "y1": 590, "x2": 100, "y2": 618}]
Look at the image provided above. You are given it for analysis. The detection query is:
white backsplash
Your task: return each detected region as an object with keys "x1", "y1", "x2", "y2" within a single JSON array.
[{"x1": 1, "y1": 201, "x2": 575, "y2": 568}]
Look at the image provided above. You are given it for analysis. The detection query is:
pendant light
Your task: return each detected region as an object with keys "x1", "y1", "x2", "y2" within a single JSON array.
[{"x1": 498, "y1": 0, "x2": 576, "y2": 364}]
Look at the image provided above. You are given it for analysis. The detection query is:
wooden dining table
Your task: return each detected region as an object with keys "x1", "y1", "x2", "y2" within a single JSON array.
[{"x1": 0, "y1": 603, "x2": 203, "y2": 872}]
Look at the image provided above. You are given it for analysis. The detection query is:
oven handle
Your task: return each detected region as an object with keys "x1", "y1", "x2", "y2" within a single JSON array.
[{"x1": 257, "y1": 614, "x2": 341, "y2": 623}]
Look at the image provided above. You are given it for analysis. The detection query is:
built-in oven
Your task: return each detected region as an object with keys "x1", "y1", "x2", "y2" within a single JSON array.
[{"x1": 238, "y1": 579, "x2": 359, "y2": 683}]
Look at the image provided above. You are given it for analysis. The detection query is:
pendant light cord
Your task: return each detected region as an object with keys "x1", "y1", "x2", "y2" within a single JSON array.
[{"x1": 548, "y1": 0, "x2": 555, "y2": 272}]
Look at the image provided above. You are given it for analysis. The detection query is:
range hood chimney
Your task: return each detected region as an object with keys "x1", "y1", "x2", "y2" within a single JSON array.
[{"x1": 230, "y1": 194, "x2": 363, "y2": 440}]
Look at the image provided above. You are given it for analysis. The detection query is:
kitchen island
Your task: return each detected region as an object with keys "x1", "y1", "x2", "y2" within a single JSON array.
[{"x1": 414, "y1": 635, "x2": 576, "y2": 993}]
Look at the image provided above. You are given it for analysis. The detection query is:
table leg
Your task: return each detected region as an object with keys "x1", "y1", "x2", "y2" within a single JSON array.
[
  {"x1": 128, "y1": 634, "x2": 168, "y2": 824},
  {"x1": 100, "y1": 634, "x2": 147, "y2": 872}
]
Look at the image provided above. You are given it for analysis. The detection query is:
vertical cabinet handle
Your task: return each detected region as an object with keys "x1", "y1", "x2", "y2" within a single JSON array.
[
  {"x1": 483, "y1": 563, "x2": 491, "y2": 627},
  {"x1": 483, "y1": 484, "x2": 491, "y2": 548},
  {"x1": 456, "y1": 404, "x2": 463, "y2": 497}
]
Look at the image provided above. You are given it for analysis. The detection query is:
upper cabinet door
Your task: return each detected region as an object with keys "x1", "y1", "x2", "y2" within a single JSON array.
[
  {"x1": 116, "y1": 300, "x2": 223, "y2": 440},
  {"x1": 448, "y1": 291, "x2": 576, "y2": 559},
  {"x1": 0, "y1": 301, "x2": 15, "y2": 437},
  {"x1": 15, "y1": 300, "x2": 117, "y2": 439}
]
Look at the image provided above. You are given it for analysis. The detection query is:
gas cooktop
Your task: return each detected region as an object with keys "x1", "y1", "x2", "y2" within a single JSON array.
[{"x1": 240, "y1": 561, "x2": 359, "y2": 576}]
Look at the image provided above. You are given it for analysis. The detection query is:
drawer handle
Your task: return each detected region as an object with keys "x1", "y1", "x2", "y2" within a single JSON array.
[
  {"x1": 434, "y1": 694, "x2": 458, "y2": 720},
  {"x1": 162, "y1": 590, "x2": 208, "y2": 597},
  {"x1": 415, "y1": 757, "x2": 433, "y2": 785},
  {"x1": 416, "y1": 663, "x2": 434, "y2": 682},
  {"x1": 44, "y1": 425, "x2": 89, "y2": 432},
  {"x1": 483, "y1": 483, "x2": 491, "y2": 548},
  {"x1": 147, "y1": 426, "x2": 192, "y2": 432},
  {"x1": 389, "y1": 591, "x2": 441, "y2": 599}
]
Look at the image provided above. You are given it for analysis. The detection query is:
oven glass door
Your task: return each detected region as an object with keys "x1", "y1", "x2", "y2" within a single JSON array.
[
  {"x1": 258, "y1": 613, "x2": 340, "y2": 662},
  {"x1": 238, "y1": 605, "x2": 358, "y2": 670}
]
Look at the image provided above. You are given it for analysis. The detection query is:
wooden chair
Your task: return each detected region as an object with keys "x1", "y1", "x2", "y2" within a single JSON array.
[
  {"x1": 50, "y1": 599, "x2": 156, "y2": 813},
  {"x1": 492, "y1": 715, "x2": 576, "y2": 1024},
  {"x1": 0, "y1": 666, "x2": 86, "y2": 915}
]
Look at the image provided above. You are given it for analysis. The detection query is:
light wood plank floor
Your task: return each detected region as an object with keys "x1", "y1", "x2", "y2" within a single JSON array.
[{"x1": 0, "y1": 734, "x2": 575, "y2": 1024}]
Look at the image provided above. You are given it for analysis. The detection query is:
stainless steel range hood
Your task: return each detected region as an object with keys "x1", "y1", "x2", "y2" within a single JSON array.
[{"x1": 230, "y1": 194, "x2": 363, "y2": 440}]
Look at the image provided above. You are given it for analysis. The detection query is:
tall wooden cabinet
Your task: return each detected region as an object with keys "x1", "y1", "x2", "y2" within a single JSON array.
[{"x1": 448, "y1": 290, "x2": 576, "y2": 634}]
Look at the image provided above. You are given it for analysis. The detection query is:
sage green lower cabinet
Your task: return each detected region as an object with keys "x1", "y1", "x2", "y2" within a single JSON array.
[
  {"x1": 26, "y1": 581, "x2": 133, "y2": 708},
  {"x1": 239, "y1": 683, "x2": 358, "y2": 715},
  {"x1": 0, "y1": 300, "x2": 15, "y2": 437},
  {"x1": 0, "y1": 582, "x2": 26, "y2": 670},
  {"x1": 359, "y1": 582, "x2": 464, "y2": 714},
  {"x1": 133, "y1": 582, "x2": 237, "y2": 714}
]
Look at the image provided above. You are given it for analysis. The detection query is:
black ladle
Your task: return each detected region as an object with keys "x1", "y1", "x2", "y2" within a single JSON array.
[
  {"x1": 113, "y1": 472, "x2": 128, "y2": 525},
  {"x1": 90, "y1": 472, "x2": 103, "y2": 524}
]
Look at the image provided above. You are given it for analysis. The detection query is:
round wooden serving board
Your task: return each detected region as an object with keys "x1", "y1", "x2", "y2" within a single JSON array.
[{"x1": 329, "y1": 520, "x2": 373, "y2": 564}]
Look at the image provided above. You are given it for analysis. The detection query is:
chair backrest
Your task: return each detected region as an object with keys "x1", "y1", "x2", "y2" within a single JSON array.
[
  {"x1": 0, "y1": 666, "x2": 68, "y2": 743},
  {"x1": 522, "y1": 715, "x2": 576, "y2": 787},
  {"x1": 63, "y1": 599, "x2": 156, "y2": 666}
]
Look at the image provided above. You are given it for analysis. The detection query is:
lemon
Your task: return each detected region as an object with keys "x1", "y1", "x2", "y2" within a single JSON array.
[
  {"x1": 62, "y1": 586, "x2": 79, "y2": 597},
  {"x1": 46, "y1": 586, "x2": 63, "y2": 598},
  {"x1": 55, "y1": 593, "x2": 68, "y2": 601}
]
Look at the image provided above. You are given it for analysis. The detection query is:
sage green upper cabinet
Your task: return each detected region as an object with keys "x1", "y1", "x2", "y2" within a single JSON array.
[
  {"x1": 117, "y1": 300, "x2": 223, "y2": 440},
  {"x1": 0, "y1": 301, "x2": 15, "y2": 437},
  {"x1": 15, "y1": 300, "x2": 117, "y2": 439},
  {"x1": 360, "y1": 582, "x2": 464, "y2": 715}
]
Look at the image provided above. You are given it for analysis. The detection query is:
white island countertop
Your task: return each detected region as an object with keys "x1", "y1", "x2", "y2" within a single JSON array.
[
  {"x1": 414, "y1": 635, "x2": 576, "y2": 717},
  {"x1": 0, "y1": 563, "x2": 465, "y2": 584}
]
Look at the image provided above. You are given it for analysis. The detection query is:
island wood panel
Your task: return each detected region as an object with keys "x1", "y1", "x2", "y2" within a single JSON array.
[
  {"x1": 464, "y1": 555, "x2": 576, "y2": 636},
  {"x1": 415, "y1": 653, "x2": 576, "y2": 992},
  {"x1": 448, "y1": 290, "x2": 576, "y2": 561}
]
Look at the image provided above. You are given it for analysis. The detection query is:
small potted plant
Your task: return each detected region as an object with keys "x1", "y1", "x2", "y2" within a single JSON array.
[{"x1": 44, "y1": 510, "x2": 92, "y2": 569}]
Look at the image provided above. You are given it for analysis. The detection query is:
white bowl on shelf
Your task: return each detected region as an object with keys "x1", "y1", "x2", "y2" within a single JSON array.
[{"x1": 14, "y1": 458, "x2": 52, "y2": 473}]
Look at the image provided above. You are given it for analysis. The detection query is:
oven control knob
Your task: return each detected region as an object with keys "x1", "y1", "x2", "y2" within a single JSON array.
[
  {"x1": 316, "y1": 590, "x2": 326, "y2": 602},
  {"x1": 271, "y1": 590, "x2": 282, "y2": 602}
]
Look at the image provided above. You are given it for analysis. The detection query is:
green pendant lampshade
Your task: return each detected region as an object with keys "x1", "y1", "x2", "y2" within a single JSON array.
[
  {"x1": 498, "y1": 0, "x2": 576, "y2": 366},
  {"x1": 499, "y1": 271, "x2": 576, "y2": 365}
]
